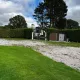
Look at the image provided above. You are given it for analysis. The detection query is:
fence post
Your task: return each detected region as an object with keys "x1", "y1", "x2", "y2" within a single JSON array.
[
  {"x1": 45, "y1": 31, "x2": 47, "y2": 41},
  {"x1": 32, "y1": 32, "x2": 34, "y2": 40}
]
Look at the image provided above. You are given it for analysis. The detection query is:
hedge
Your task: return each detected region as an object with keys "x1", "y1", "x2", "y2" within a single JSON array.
[
  {"x1": 0, "y1": 28, "x2": 33, "y2": 39},
  {"x1": 0, "y1": 29, "x2": 10, "y2": 38},
  {"x1": 46, "y1": 28, "x2": 80, "y2": 42},
  {"x1": 24, "y1": 28, "x2": 33, "y2": 39},
  {"x1": 9, "y1": 29, "x2": 24, "y2": 38},
  {"x1": 1, "y1": 27, "x2": 80, "y2": 42},
  {"x1": 61, "y1": 29, "x2": 80, "y2": 42}
]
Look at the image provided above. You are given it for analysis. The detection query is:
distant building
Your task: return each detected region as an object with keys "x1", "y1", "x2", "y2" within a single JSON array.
[{"x1": 49, "y1": 32, "x2": 66, "y2": 41}]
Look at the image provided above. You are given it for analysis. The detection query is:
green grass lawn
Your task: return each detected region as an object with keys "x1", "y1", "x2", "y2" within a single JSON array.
[
  {"x1": 0, "y1": 46, "x2": 80, "y2": 80},
  {"x1": 47, "y1": 41, "x2": 80, "y2": 47}
]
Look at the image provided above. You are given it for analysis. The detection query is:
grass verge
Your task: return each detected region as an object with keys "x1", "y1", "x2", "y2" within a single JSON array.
[{"x1": 46, "y1": 41, "x2": 80, "y2": 47}]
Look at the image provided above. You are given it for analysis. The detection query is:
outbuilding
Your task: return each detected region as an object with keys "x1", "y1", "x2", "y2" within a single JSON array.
[{"x1": 49, "y1": 32, "x2": 66, "y2": 41}]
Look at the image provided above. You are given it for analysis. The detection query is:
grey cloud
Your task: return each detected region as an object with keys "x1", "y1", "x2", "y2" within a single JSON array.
[
  {"x1": 72, "y1": 0, "x2": 80, "y2": 6},
  {"x1": 0, "y1": 0, "x2": 38, "y2": 27},
  {"x1": 67, "y1": 9, "x2": 80, "y2": 23},
  {"x1": 64, "y1": 0, "x2": 80, "y2": 24}
]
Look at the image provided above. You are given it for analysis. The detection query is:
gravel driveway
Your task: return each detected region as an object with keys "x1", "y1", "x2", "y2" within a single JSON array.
[
  {"x1": 0, "y1": 39, "x2": 80, "y2": 70},
  {"x1": 34, "y1": 45, "x2": 80, "y2": 70}
]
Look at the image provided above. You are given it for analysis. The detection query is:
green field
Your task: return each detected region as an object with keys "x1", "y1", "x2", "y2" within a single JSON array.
[{"x1": 0, "y1": 46, "x2": 80, "y2": 80}]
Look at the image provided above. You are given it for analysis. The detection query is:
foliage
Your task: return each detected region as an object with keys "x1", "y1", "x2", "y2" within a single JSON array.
[
  {"x1": 44, "y1": 0, "x2": 67, "y2": 27},
  {"x1": 0, "y1": 29, "x2": 10, "y2": 38},
  {"x1": 0, "y1": 28, "x2": 33, "y2": 39},
  {"x1": 9, "y1": 15, "x2": 27, "y2": 29},
  {"x1": 61, "y1": 29, "x2": 80, "y2": 42},
  {"x1": 33, "y1": 2, "x2": 47, "y2": 28},
  {"x1": 9, "y1": 28, "x2": 24, "y2": 38},
  {"x1": 24, "y1": 28, "x2": 33, "y2": 39},
  {"x1": 0, "y1": 46, "x2": 80, "y2": 80},
  {"x1": 66, "y1": 19, "x2": 79, "y2": 29},
  {"x1": 56, "y1": 18, "x2": 66, "y2": 29},
  {"x1": 34, "y1": 0, "x2": 68, "y2": 28}
]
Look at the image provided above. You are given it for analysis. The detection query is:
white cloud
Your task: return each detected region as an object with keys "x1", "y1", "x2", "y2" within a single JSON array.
[
  {"x1": 0, "y1": 0, "x2": 38, "y2": 27},
  {"x1": 0, "y1": 0, "x2": 23, "y2": 13},
  {"x1": 2, "y1": 0, "x2": 80, "y2": 27},
  {"x1": 25, "y1": 17, "x2": 38, "y2": 27},
  {"x1": 64, "y1": 0, "x2": 80, "y2": 24}
]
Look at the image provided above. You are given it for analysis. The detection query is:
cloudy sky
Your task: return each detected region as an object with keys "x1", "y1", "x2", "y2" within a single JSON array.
[
  {"x1": 0, "y1": 0, "x2": 80, "y2": 27},
  {"x1": 65, "y1": 0, "x2": 80, "y2": 25}
]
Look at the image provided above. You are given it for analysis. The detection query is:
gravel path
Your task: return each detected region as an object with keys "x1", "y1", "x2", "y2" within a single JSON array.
[
  {"x1": 0, "y1": 39, "x2": 46, "y2": 46},
  {"x1": 0, "y1": 39, "x2": 80, "y2": 70},
  {"x1": 34, "y1": 45, "x2": 80, "y2": 70}
]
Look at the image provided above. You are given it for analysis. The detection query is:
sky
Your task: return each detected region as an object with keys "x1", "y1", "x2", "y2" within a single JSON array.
[{"x1": 0, "y1": 0, "x2": 80, "y2": 27}]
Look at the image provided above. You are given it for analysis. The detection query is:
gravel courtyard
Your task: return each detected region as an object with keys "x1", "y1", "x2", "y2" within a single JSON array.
[{"x1": 0, "y1": 39, "x2": 80, "y2": 70}]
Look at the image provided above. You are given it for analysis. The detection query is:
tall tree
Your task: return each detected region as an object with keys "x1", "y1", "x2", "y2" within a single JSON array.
[
  {"x1": 9, "y1": 15, "x2": 27, "y2": 29},
  {"x1": 44, "y1": 0, "x2": 67, "y2": 27},
  {"x1": 34, "y1": 0, "x2": 67, "y2": 28},
  {"x1": 56, "y1": 18, "x2": 66, "y2": 29},
  {"x1": 33, "y1": 2, "x2": 45, "y2": 28}
]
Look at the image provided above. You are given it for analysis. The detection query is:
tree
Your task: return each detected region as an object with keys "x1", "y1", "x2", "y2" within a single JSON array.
[
  {"x1": 66, "y1": 19, "x2": 79, "y2": 29},
  {"x1": 9, "y1": 15, "x2": 27, "y2": 29},
  {"x1": 56, "y1": 18, "x2": 66, "y2": 29},
  {"x1": 34, "y1": 0, "x2": 67, "y2": 28},
  {"x1": 33, "y1": 2, "x2": 47, "y2": 28},
  {"x1": 44, "y1": 0, "x2": 67, "y2": 27}
]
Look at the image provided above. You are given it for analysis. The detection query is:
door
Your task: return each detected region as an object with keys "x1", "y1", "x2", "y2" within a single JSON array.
[
  {"x1": 59, "y1": 34, "x2": 65, "y2": 41},
  {"x1": 50, "y1": 33, "x2": 57, "y2": 41}
]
